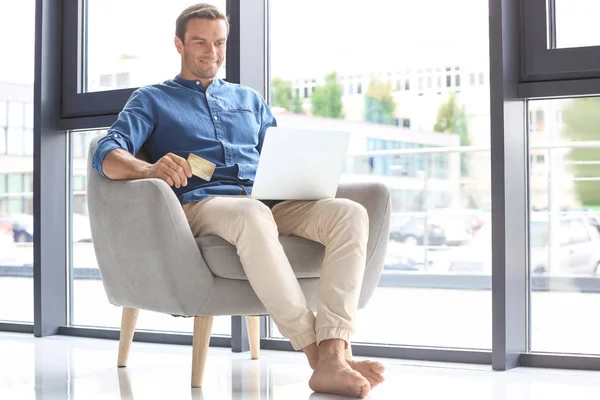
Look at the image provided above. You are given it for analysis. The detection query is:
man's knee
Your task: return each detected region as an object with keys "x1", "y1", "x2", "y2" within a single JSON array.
[
  {"x1": 233, "y1": 198, "x2": 274, "y2": 226},
  {"x1": 334, "y1": 199, "x2": 369, "y2": 228},
  {"x1": 215, "y1": 199, "x2": 275, "y2": 244}
]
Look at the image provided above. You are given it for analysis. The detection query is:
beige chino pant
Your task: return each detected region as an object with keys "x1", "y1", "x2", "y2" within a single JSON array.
[{"x1": 182, "y1": 196, "x2": 369, "y2": 350}]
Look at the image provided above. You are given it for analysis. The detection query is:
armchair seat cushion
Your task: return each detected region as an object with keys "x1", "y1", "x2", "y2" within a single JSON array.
[{"x1": 196, "y1": 235, "x2": 325, "y2": 280}]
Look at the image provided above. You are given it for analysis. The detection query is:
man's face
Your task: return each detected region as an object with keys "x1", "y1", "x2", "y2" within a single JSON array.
[{"x1": 175, "y1": 18, "x2": 227, "y2": 81}]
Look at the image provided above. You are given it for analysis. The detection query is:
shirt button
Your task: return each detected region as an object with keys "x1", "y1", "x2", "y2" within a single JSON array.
[
  {"x1": 206, "y1": 92, "x2": 210, "y2": 97},
  {"x1": 214, "y1": 116, "x2": 218, "y2": 120},
  {"x1": 113, "y1": 133, "x2": 118, "y2": 138},
  {"x1": 196, "y1": 81, "x2": 200, "y2": 85}
]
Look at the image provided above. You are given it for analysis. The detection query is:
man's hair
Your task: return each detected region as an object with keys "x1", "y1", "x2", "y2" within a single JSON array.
[{"x1": 176, "y1": 3, "x2": 230, "y2": 43}]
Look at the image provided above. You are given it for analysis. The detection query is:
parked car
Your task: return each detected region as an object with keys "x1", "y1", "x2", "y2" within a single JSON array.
[
  {"x1": 441, "y1": 213, "x2": 600, "y2": 275},
  {"x1": 384, "y1": 242, "x2": 432, "y2": 271},
  {"x1": 11, "y1": 213, "x2": 34, "y2": 242},
  {"x1": 0, "y1": 212, "x2": 15, "y2": 247},
  {"x1": 7, "y1": 212, "x2": 92, "y2": 243},
  {"x1": 433, "y1": 208, "x2": 489, "y2": 234},
  {"x1": 389, "y1": 212, "x2": 473, "y2": 246}
]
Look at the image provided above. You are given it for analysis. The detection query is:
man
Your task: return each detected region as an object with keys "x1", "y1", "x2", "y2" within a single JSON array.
[{"x1": 92, "y1": 3, "x2": 384, "y2": 398}]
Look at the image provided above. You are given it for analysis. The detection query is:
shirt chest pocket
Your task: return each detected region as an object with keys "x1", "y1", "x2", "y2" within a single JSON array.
[{"x1": 219, "y1": 109, "x2": 260, "y2": 146}]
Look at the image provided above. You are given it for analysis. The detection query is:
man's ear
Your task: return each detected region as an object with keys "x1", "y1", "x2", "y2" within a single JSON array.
[{"x1": 174, "y1": 36, "x2": 184, "y2": 54}]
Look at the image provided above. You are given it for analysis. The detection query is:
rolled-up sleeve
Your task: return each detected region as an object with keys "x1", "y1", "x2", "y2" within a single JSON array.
[
  {"x1": 91, "y1": 89, "x2": 155, "y2": 178},
  {"x1": 256, "y1": 99, "x2": 277, "y2": 154}
]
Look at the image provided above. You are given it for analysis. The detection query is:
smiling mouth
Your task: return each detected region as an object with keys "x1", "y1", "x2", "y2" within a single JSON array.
[{"x1": 200, "y1": 60, "x2": 217, "y2": 65}]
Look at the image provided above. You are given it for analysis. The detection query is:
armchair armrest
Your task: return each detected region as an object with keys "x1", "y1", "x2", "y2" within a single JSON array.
[
  {"x1": 87, "y1": 142, "x2": 214, "y2": 317},
  {"x1": 336, "y1": 182, "x2": 391, "y2": 308}
]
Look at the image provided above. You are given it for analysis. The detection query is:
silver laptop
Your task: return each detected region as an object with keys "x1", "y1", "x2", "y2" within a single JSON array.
[{"x1": 251, "y1": 127, "x2": 351, "y2": 200}]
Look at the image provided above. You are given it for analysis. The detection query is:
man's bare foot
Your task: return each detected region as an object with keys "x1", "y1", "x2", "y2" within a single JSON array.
[
  {"x1": 303, "y1": 343, "x2": 385, "y2": 389},
  {"x1": 303, "y1": 343, "x2": 319, "y2": 370},
  {"x1": 309, "y1": 359, "x2": 371, "y2": 398},
  {"x1": 347, "y1": 360, "x2": 385, "y2": 388},
  {"x1": 308, "y1": 339, "x2": 371, "y2": 398}
]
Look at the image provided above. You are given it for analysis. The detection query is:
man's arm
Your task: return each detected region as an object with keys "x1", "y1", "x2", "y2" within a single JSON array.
[
  {"x1": 102, "y1": 148, "x2": 192, "y2": 188},
  {"x1": 92, "y1": 89, "x2": 191, "y2": 188}
]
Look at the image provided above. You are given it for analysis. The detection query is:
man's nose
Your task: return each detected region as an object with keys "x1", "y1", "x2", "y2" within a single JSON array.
[{"x1": 204, "y1": 43, "x2": 216, "y2": 55}]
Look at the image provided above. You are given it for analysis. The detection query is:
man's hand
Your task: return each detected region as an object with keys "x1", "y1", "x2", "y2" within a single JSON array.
[{"x1": 144, "y1": 153, "x2": 193, "y2": 188}]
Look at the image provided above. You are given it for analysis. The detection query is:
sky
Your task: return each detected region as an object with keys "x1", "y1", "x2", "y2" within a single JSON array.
[{"x1": 0, "y1": 0, "x2": 598, "y2": 86}]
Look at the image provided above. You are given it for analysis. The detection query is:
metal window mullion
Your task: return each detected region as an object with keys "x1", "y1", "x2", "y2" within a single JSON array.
[
  {"x1": 231, "y1": 316, "x2": 250, "y2": 353},
  {"x1": 57, "y1": 326, "x2": 232, "y2": 348},
  {"x1": 34, "y1": 0, "x2": 69, "y2": 337},
  {"x1": 81, "y1": 0, "x2": 88, "y2": 93},
  {"x1": 225, "y1": 0, "x2": 241, "y2": 85},
  {"x1": 228, "y1": 0, "x2": 266, "y2": 353},
  {"x1": 239, "y1": 0, "x2": 267, "y2": 97},
  {"x1": 260, "y1": 338, "x2": 492, "y2": 365},
  {"x1": 0, "y1": 323, "x2": 34, "y2": 333},
  {"x1": 546, "y1": 0, "x2": 557, "y2": 49},
  {"x1": 67, "y1": 132, "x2": 74, "y2": 326},
  {"x1": 490, "y1": 0, "x2": 529, "y2": 370}
]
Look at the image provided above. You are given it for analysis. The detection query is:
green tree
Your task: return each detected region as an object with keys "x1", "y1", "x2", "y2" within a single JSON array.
[
  {"x1": 364, "y1": 79, "x2": 396, "y2": 125},
  {"x1": 562, "y1": 97, "x2": 600, "y2": 206},
  {"x1": 434, "y1": 92, "x2": 471, "y2": 177},
  {"x1": 292, "y1": 92, "x2": 303, "y2": 114},
  {"x1": 310, "y1": 71, "x2": 343, "y2": 118},
  {"x1": 271, "y1": 77, "x2": 303, "y2": 114}
]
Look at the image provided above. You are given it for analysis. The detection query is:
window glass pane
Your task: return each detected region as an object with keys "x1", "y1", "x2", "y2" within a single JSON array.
[
  {"x1": 69, "y1": 131, "x2": 231, "y2": 336},
  {"x1": 1, "y1": 0, "x2": 43, "y2": 324},
  {"x1": 0, "y1": 101, "x2": 7, "y2": 126},
  {"x1": 7, "y1": 128, "x2": 24, "y2": 155},
  {"x1": 0, "y1": 129, "x2": 6, "y2": 155},
  {"x1": 7, "y1": 174, "x2": 23, "y2": 193},
  {"x1": 529, "y1": 97, "x2": 600, "y2": 355},
  {"x1": 7, "y1": 102, "x2": 23, "y2": 128},
  {"x1": 23, "y1": 130, "x2": 33, "y2": 156},
  {"x1": 24, "y1": 102, "x2": 33, "y2": 129},
  {"x1": 85, "y1": 0, "x2": 226, "y2": 92},
  {"x1": 270, "y1": 0, "x2": 491, "y2": 349},
  {"x1": 554, "y1": 0, "x2": 600, "y2": 49}
]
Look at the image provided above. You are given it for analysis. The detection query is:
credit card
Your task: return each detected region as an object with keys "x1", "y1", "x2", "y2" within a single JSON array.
[{"x1": 187, "y1": 153, "x2": 216, "y2": 181}]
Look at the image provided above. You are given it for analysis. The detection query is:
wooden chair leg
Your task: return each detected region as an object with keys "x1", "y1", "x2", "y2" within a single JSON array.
[
  {"x1": 245, "y1": 316, "x2": 261, "y2": 360},
  {"x1": 191, "y1": 316, "x2": 214, "y2": 388},
  {"x1": 345, "y1": 343, "x2": 353, "y2": 361},
  {"x1": 118, "y1": 307, "x2": 139, "y2": 368}
]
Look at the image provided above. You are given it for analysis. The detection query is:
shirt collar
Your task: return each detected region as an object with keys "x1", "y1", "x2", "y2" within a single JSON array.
[{"x1": 173, "y1": 75, "x2": 222, "y2": 92}]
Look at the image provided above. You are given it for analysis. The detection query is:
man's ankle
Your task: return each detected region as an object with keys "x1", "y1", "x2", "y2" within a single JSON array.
[
  {"x1": 302, "y1": 343, "x2": 319, "y2": 369},
  {"x1": 317, "y1": 339, "x2": 347, "y2": 361}
]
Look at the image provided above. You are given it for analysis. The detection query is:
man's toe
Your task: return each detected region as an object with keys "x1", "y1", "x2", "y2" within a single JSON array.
[{"x1": 371, "y1": 362, "x2": 385, "y2": 374}]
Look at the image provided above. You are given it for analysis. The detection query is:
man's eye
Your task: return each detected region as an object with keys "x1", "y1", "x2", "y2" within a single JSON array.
[{"x1": 216, "y1": 42, "x2": 225, "y2": 47}]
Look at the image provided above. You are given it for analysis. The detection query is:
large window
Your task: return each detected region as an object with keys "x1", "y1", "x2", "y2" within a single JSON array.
[
  {"x1": 6, "y1": 0, "x2": 600, "y2": 372},
  {"x1": 69, "y1": 131, "x2": 231, "y2": 336},
  {"x1": 84, "y1": 0, "x2": 226, "y2": 92},
  {"x1": 0, "y1": 0, "x2": 35, "y2": 323},
  {"x1": 269, "y1": 0, "x2": 492, "y2": 349},
  {"x1": 529, "y1": 97, "x2": 600, "y2": 355}
]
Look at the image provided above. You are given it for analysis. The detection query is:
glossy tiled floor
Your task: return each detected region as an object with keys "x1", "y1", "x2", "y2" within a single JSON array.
[{"x1": 1, "y1": 332, "x2": 600, "y2": 399}]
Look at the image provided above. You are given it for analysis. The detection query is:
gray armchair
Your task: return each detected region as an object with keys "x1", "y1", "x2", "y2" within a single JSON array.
[{"x1": 86, "y1": 136, "x2": 391, "y2": 387}]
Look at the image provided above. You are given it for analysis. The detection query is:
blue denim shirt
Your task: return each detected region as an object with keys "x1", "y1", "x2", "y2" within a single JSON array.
[{"x1": 91, "y1": 75, "x2": 277, "y2": 205}]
